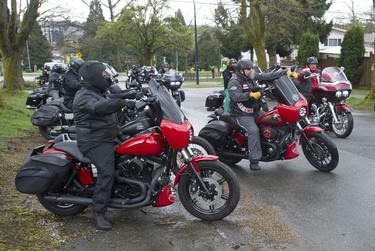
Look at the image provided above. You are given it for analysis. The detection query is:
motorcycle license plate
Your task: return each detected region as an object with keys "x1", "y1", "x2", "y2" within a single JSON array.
[{"x1": 30, "y1": 145, "x2": 45, "y2": 156}]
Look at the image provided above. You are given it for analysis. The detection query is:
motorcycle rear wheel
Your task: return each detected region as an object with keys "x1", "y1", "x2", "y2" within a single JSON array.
[
  {"x1": 172, "y1": 136, "x2": 216, "y2": 174},
  {"x1": 177, "y1": 160, "x2": 240, "y2": 220},
  {"x1": 37, "y1": 194, "x2": 87, "y2": 216},
  {"x1": 302, "y1": 132, "x2": 339, "y2": 172},
  {"x1": 332, "y1": 111, "x2": 353, "y2": 138},
  {"x1": 38, "y1": 124, "x2": 62, "y2": 140}
]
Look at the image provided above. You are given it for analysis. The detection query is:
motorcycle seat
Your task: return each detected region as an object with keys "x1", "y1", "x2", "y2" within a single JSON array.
[
  {"x1": 53, "y1": 142, "x2": 91, "y2": 163},
  {"x1": 49, "y1": 99, "x2": 72, "y2": 113},
  {"x1": 219, "y1": 113, "x2": 243, "y2": 131}
]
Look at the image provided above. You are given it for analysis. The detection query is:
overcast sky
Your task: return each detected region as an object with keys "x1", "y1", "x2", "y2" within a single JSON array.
[{"x1": 42, "y1": 0, "x2": 374, "y2": 25}]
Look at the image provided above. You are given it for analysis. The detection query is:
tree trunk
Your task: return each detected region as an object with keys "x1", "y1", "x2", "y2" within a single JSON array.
[
  {"x1": 2, "y1": 49, "x2": 24, "y2": 91},
  {"x1": 268, "y1": 49, "x2": 277, "y2": 68},
  {"x1": 365, "y1": 63, "x2": 375, "y2": 100}
]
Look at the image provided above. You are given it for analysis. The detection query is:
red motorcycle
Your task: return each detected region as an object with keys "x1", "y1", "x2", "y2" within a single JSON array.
[
  {"x1": 309, "y1": 66, "x2": 354, "y2": 138},
  {"x1": 199, "y1": 75, "x2": 339, "y2": 172},
  {"x1": 15, "y1": 79, "x2": 240, "y2": 221}
]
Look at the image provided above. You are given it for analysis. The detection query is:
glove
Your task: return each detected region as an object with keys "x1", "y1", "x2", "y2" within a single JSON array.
[
  {"x1": 249, "y1": 91, "x2": 261, "y2": 100},
  {"x1": 121, "y1": 100, "x2": 136, "y2": 110},
  {"x1": 287, "y1": 70, "x2": 299, "y2": 79}
]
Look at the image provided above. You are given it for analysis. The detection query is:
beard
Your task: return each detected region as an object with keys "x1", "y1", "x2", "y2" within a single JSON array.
[{"x1": 248, "y1": 71, "x2": 255, "y2": 80}]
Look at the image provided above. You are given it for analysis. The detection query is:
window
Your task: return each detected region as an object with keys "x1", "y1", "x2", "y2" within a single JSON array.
[{"x1": 324, "y1": 38, "x2": 342, "y2": 46}]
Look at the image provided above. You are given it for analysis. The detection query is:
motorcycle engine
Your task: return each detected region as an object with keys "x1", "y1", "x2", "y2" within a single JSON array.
[
  {"x1": 116, "y1": 156, "x2": 146, "y2": 177},
  {"x1": 260, "y1": 127, "x2": 279, "y2": 141}
]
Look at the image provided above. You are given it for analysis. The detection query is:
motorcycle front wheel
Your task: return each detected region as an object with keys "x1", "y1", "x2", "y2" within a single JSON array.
[
  {"x1": 177, "y1": 160, "x2": 240, "y2": 221},
  {"x1": 37, "y1": 194, "x2": 87, "y2": 216},
  {"x1": 172, "y1": 136, "x2": 216, "y2": 174},
  {"x1": 301, "y1": 132, "x2": 339, "y2": 172},
  {"x1": 331, "y1": 111, "x2": 353, "y2": 138}
]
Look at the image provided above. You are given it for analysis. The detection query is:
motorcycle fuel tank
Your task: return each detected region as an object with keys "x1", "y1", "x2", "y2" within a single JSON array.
[{"x1": 116, "y1": 132, "x2": 164, "y2": 156}]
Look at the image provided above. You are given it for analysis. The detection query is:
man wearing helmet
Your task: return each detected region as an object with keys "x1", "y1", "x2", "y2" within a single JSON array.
[
  {"x1": 47, "y1": 64, "x2": 66, "y2": 99},
  {"x1": 222, "y1": 58, "x2": 237, "y2": 89},
  {"x1": 73, "y1": 61, "x2": 136, "y2": 230},
  {"x1": 296, "y1": 56, "x2": 321, "y2": 103},
  {"x1": 159, "y1": 62, "x2": 170, "y2": 76},
  {"x1": 228, "y1": 59, "x2": 287, "y2": 171},
  {"x1": 63, "y1": 57, "x2": 84, "y2": 109}
]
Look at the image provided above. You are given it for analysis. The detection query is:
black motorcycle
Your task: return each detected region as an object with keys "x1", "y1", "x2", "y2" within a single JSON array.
[{"x1": 160, "y1": 69, "x2": 185, "y2": 106}]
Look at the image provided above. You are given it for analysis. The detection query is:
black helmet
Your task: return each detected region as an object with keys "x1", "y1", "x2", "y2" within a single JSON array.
[
  {"x1": 236, "y1": 59, "x2": 254, "y2": 71},
  {"x1": 228, "y1": 58, "x2": 237, "y2": 65},
  {"x1": 51, "y1": 64, "x2": 65, "y2": 74},
  {"x1": 79, "y1": 61, "x2": 110, "y2": 92},
  {"x1": 163, "y1": 62, "x2": 170, "y2": 68},
  {"x1": 69, "y1": 57, "x2": 84, "y2": 74},
  {"x1": 307, "y1": 56, "x2": 318, "y2": 64}
]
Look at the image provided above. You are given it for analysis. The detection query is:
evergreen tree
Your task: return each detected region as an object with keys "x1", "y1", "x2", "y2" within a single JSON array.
[
  {"x1": 296, "y1": 31, "x2": 320, "y2": 66},
  {"x1": 80, "y1": 0, "x2": 105, "y2": 61},
  {"x1": 338, "y1": 23, "x2": 365, "y2": 85},
  {"x1": 22, "y1": 22, "x2": 52, "y2": 70}
]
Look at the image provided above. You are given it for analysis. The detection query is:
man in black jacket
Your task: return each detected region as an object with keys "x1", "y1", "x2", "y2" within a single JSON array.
[
  {"x1": 73, "y1": 61, "x2": 136, "y2": 230},
  {"x1": 228, "y1": 59, "x2": 286, "y2": 171},
  {"x1": 222, "y1": 58, "x2": 237, "y2": 89},
  {"x1": 63, "y1": 57, "x2": 84, "y2": 109}
]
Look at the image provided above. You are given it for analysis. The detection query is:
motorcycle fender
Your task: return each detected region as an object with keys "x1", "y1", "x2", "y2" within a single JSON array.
[
  {"x1": 173, "y1": 155, "x2": 219, "y2": 186},
  {"x1": 335, "y1": 103, "x2": 353, "y2": 113},
  {"x1": 299, "y1": 126, "x2": 323, "y2": 142},
  {"x1": 172, "y1": 90, "x2": 180, "y2": 96}
]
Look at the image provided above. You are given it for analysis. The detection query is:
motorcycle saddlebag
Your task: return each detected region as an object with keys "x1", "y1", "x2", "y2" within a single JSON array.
[
  {"x1": 31, "y1": 104, "x2": 60, "y2": 126},
  {"x1": 26, "y1": 88, "x2": 48, "y2": 108},
  {"x1": 205, "y1": 92, "x2": 224, "y2": 110},
  {"x1": 198, "y1": 120, "x2": 231, "y2": 148},
  {"x1": 15, "y1": 152, "x2": 71, "y2": 194}
]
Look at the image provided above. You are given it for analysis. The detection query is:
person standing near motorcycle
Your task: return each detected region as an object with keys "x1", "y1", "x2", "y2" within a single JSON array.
[
  {"x1": 228, "y1": 59, "x2": 286, "y2": 171},
  {"x1": 296, "y1": 56, "x2": 321, "y2": 104},
  {"x1": 73, "y1": 61, "x2": 136, "y2": 230},
  {"x1": 222, "y1": 58, "x2": 237, "y2": 89},
  {"x1": 63, "y1": 57, "x2": 84, "y2": 110}
]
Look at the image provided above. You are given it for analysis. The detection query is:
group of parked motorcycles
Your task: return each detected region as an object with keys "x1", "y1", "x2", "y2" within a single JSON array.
[{"x1": 16, "y1": 63, "x2": 348, "y2": 225}]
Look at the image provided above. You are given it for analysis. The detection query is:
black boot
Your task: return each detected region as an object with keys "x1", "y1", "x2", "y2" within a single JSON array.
[
  {"x1": 92, "y1": 212, "x2": 112, "y2": 230},
  {"x1": 250, "y1": 161, "x2": 261, "y2": 171}
]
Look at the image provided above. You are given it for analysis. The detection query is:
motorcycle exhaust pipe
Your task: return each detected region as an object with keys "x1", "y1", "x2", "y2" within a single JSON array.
[{"x1": 217, "y1": 151, "x2": 247, "y2": 159}]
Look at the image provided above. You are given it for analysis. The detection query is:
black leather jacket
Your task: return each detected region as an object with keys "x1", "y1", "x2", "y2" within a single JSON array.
[
  {"x1": 73, "y1": 85, "x2": 127, "y2": 144},
  {"x1": 228, "y1": 70, "x2": 285, "y2": 116},
  {"x1": 63, "y1": 70, "x2": 82, "y2": 99}
]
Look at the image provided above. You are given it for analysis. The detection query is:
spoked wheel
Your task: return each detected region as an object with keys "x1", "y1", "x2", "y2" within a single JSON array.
[
  {"x1": 177, "y1": 160, "x2": 240, "y2": 220},
  {"x1": 172, "y1": 136, "x2": 215, "y2": 174},
  {"x1": 332, "y1": 111, "x2": 353, "y2": 138},
  {"x1": 302, "y1": 132, "x2": 339, "y2": 172},
  {"x1": 37, "y1": 194, "x2": 87, "y2": 216}
]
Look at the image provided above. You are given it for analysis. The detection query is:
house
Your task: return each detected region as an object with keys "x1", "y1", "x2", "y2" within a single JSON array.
[{"x1": 319, "y1": 26, "x2": 374, "y2": 58}]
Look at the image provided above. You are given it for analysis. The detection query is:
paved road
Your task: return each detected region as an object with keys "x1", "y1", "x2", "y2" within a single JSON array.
[{"x1": 59, "y1": 86, "x2": 375, "y2": 251}]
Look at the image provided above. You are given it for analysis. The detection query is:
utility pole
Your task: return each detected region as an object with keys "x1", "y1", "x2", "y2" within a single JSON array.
[{"x1": 193, "y1": 0, "x2": 199, "y2": 85}]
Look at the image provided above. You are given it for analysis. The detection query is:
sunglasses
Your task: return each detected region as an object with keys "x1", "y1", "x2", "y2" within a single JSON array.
[{"x1": 244, "y1": 68, "x2": 253, "y2": 71}]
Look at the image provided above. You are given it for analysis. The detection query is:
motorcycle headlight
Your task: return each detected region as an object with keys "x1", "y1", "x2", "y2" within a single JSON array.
[
  {"x1": 175, "y1": 81, "x2": 180, "y2": 86},
  {"x1": 171, "y1": 81, "x2": 176, "y2": 86},
  {"x1": 342, "y1": 90, "x2": 349, "y2": 97},
  {"x1": 299, "y1": 106, "x2": 307, "y2": 117},
  {"x1": 335, "y1": 91, "x2": 343, "y2": 98}
]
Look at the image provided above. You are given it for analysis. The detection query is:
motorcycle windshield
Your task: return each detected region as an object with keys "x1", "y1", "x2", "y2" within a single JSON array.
[
  {"x1": 148, "y1": 79, "x2": 185, "y2": 124},
  {"x1": 274, "y1": 75, "x2": 303, "y2": 106},
  {"x1": 321, "y1": 67, "x2": 349, "y2": 83},
  {"x1": 162, "y1": 70, "x2": 184, "y2": 82}
]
